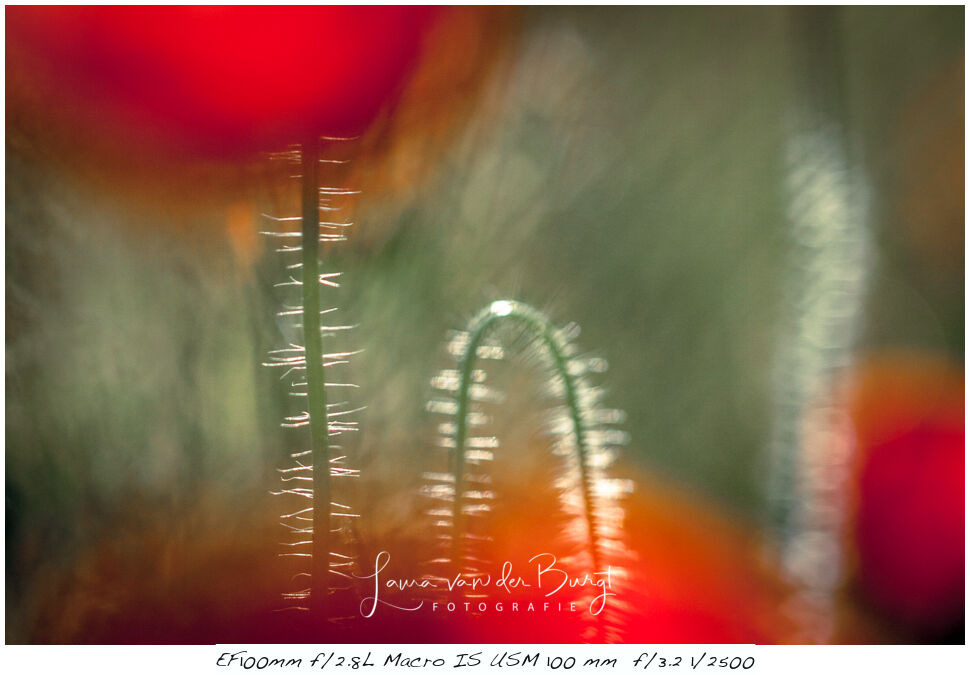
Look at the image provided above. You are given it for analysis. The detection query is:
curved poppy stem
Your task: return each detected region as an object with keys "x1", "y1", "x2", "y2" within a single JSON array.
[{"x1": 451, "y1": 300, "x2": 601, "y2": 575}]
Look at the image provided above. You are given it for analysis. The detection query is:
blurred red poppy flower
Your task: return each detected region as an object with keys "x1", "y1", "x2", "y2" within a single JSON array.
[
  {"x1": 848, "y1": 352, "x2": 964, "y2": 638},
  {"x1": 6, "y1": 6, "x2": 439, "y2": 157}
]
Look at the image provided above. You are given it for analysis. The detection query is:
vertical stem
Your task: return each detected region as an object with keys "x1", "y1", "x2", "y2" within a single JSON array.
[
  {"x1": 543, "y1": 325, "x2": 602, "y2": 576},
  {"x1": 302, "y1": 136, "x2": 331, "y2": 615},
  {"x1": 766, "y1": 7, "x2": 871, "y2": 642}
]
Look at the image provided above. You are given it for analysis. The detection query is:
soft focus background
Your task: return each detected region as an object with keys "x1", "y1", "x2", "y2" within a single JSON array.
[{"x1": 5, "y1": 6, "x2": 964, "y2": 644}]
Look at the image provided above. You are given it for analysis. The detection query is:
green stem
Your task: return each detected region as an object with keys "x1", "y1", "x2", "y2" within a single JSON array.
[
  {"x1": 302, "y1": 136, "x2": 331, "y2": 615},
  {"x1": 451, "y1": 301, "x2": 601, "y2": 574}
]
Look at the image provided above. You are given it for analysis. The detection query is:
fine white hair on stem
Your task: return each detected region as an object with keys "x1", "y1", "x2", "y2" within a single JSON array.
[
  {"x1": 422, "y1": 300, "x2": 635, "y2": 642},
  {"x1": 263, "y1": 137, "x2": 362, "y2": 617}
]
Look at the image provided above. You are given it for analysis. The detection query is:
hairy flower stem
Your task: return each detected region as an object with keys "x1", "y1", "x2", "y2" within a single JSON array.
[
  {"x1": 763, "y1": 7, "x2": 871, "y2": 643},
  {"x1": 452, "y1": 301, "x2": 601, "y2": 574},
  {"x1": 301, "y1": 136, "x2": 331, "y2": 615}
]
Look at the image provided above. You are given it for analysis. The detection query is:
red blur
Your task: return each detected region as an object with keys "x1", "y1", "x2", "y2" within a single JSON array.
[{"x1": 6, "y1": 6, "x2": 439, "y2": 156}]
